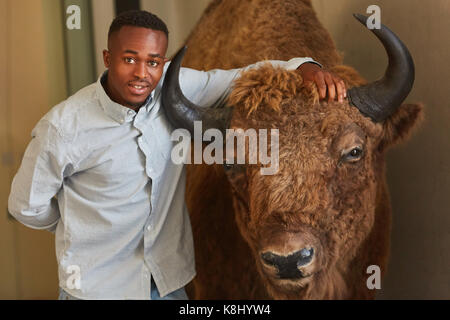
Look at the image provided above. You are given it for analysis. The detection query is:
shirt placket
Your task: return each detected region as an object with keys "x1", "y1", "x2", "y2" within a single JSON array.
[{"x1": 133, "y1": 106, "x2": 157, "y2": 299}]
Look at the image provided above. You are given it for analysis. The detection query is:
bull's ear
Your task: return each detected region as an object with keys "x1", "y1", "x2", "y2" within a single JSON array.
[{"x1": 378, "y1": 103, "x2": 424, "y2": 152}]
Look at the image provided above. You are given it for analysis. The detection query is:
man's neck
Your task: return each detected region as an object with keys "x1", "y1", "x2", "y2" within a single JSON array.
[{"x1": 101, "y1": 72, "x2": 148, "y2": 111}]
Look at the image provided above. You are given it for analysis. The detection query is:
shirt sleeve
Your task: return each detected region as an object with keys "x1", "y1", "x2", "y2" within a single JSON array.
[
  {"x1": 178, "y1": 57, "x2": 321, "y2": 109},
  {"x1": 8, "y1": 119, "x2": 74, "y2": 232}
]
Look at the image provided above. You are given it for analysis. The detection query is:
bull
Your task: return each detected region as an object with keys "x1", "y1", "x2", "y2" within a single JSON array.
[{"x1": 161, "y1": 0, "x2": 423, "y2": 299}]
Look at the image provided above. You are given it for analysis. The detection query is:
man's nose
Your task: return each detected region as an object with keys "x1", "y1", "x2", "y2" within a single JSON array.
[{"x1": 134, "y1": 62, "x2": 148, "y2": 79}]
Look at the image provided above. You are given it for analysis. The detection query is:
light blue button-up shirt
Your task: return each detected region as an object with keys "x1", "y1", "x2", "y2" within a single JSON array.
[{"x1": 8, "y1": 57, "x2": 317, "y2": 299}]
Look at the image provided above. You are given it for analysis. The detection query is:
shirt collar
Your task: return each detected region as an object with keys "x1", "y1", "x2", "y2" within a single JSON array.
[{"x1": 96, "y1": 71, "x2": 154, "y2": 124}]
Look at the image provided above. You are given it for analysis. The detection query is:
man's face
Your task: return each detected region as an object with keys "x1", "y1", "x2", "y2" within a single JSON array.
[{"x1": 103, "y1": 26, "x2": 168, "y2": 109}]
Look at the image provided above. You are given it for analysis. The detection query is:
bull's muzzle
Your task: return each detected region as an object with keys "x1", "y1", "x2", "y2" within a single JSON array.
[{"x1": 261, "y1": 248, "x2": 315, "y2": 280}]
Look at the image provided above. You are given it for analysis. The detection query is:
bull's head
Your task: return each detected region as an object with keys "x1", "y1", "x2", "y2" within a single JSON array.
[{"x1": 162, "y1": 15, "x2": 423, "y2": 298}]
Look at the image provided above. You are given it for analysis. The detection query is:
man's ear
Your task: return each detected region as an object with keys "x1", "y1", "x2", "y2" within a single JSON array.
[
  {"x1": 103, "y1": 49, "x2": 110, "y2": 68},
  {"x1": 378, "y1": 103, "x2": 424, "y2": 152}
]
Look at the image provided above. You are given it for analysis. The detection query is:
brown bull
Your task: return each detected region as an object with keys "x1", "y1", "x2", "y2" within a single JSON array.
[{"x1": 162, "y1": 0, "x2": 423, "y2": 299}]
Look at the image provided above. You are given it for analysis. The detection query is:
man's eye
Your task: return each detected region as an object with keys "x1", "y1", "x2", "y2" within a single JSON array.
[
  {"x1": 148, "y1": 60, "x2": 159, "y2": 67},
  {"x1": 124, "y1": 57, "x2": 135, "y2": 64}
]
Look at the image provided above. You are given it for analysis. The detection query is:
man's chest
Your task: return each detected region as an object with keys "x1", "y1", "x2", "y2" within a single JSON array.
[{"x1": 73, "y1": 111, "x2": 175, "y2": 184}]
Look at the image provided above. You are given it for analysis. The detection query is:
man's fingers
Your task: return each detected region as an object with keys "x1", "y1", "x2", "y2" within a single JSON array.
[
  {"x1": 335, "y1": 79, "x2": 346, "y2": 103},
  {"x1": 309, "y1": 70, "x2": 346, "y2": 103},
  {"x1": 314, "y1": 72, "x2": 327, "y2": 99},
  {"x1": 324, "y1": 73, "x2": 336, "y2": 102},
  {"x1": 342, "y1": 80, "x2": 347, "y2": 98}
]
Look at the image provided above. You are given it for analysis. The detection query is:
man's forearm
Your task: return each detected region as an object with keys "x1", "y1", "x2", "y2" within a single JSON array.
[{"x1": 178, "y1": 56, "x2": 322, "y2": 109}]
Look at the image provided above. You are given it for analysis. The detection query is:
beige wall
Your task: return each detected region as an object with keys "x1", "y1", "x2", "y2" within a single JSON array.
[
  {"x1": 0, "y1": 0, "x2": 18, "y2": 300},
  {"x1": 91, "y1": 0, "x2": 115, "y2": 77},
  {"x1": 0, "y1": 0, "x2": 66, "y2": 299}
]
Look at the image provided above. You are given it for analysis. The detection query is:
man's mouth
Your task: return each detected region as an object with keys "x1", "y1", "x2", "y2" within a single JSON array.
[{"x1": 128, "y1": 83, "x2": 150, "y2": 95}]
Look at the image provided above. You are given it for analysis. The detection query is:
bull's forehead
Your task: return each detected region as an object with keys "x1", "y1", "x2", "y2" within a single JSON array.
[
  {"x1": 231, "y1": 99, "x2": 382, "y2": 147},
  {"x1": 228, "y1": 99, "x2": 383, "y2": 176}
]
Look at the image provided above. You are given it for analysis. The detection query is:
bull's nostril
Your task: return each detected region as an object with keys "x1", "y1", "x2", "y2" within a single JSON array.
[
  {"x1": 297, "y1": 248, "x2": 314, "y2": 267},
  {"x1": 261, "y1": 252, "x2": 278, "y2": 268},
  {"x1": 261, "y1": 248, "x2": 315, "y2": 279},
  {"x1": 300, "y1": 248, "x2": 312, "y2": 258}
]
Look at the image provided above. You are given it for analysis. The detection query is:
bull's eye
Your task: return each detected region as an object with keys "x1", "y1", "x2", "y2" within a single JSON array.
[
  {"x1": 349, "y1": 148, "x2": 362, "y2": 157},
  {"x1": 342, "y1": 147, "x2": 364, "y2": 162}
]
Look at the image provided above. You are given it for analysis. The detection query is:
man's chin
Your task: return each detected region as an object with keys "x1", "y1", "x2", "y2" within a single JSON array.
[{"x1": 124, "y1": 98, "x2": 147, "y2": 109}]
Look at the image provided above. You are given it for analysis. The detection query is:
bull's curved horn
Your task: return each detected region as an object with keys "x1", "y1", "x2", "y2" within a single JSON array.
[
  {"x1": 347, "y1": 14, "x2": 415, "y2": 122},
  {"x1": 161, "y1": 46, "x2": 233, "y2": 135}
]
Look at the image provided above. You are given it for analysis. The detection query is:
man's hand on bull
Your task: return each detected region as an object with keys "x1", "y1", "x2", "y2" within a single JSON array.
[{"x1": 297, "y1": 62, "x2": 347, "y2": 103}]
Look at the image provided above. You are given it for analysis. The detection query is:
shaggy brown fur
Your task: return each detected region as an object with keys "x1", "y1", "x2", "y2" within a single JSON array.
[
  {"x1": 184, "y1": 0, "x2": 341, "y2": 70},
  {"x1": 182, "y1": 0, "x2": 423, "y2": 299}
]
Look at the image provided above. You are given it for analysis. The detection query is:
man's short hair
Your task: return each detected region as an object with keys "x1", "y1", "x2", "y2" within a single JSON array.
[{"x1": 108, "y1": 10, "x2": 169, "y2": 41}]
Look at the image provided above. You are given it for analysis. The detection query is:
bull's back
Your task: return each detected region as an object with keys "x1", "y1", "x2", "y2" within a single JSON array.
[{"x1": 182, "y1": 0, "x2": 341, "y2": 70}]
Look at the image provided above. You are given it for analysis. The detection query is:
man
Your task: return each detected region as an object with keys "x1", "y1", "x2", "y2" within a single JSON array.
[{"x1": 8, "y1": 10, "x2": 346, "y2": 300}]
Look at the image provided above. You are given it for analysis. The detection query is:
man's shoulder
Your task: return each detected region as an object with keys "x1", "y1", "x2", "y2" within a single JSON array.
[{"x1": 40, "y1": 82, "x2": 102, "y2": 142}]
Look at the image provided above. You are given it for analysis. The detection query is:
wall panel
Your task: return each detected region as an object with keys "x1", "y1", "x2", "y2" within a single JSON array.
[
  {"x1": 0, "y1": 0, "x2": 19, "y2": 300},
  {"x1": 3, "y1": 0, "x2": 67, "y2": 299}
]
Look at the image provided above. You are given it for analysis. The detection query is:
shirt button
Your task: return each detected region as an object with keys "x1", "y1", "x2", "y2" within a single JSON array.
[{"x1": 147, "y1": 225, "x2": 151, "y2": 231}]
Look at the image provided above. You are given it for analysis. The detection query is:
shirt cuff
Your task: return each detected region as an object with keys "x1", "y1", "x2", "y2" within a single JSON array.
[
  {"x1": 8, "y1": 196, "x2": 61, "y2": 230},
  {"x1": 285, "y1": 57, "x2": 323, "y2": 70}
]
